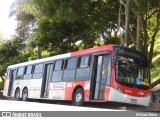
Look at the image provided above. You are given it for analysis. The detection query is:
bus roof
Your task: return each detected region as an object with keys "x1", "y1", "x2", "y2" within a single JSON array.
[
  {"x1": 8, "y1": 53, "x2": 71, "y2": 69},
  {"x1": 8, "y1": 44, "x2": 113, "y2": 69}
]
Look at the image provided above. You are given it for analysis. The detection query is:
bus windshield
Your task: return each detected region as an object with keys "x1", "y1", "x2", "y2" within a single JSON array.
[{"x1": 116, "y1": 56, "x2": 150, "y2": 90}]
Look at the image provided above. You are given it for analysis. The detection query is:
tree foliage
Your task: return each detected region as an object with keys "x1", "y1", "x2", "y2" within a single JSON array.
[
  {"x1": 0, "y1": 37, "x2": 32, "y2": 81},
  {"x1": 35, "y1": 0, "x2": 120, "y2": 54}
]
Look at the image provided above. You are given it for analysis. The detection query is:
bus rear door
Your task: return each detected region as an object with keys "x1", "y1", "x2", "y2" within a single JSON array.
[
  {"x1": 8, "y1": 69, "x2": 17, "y2": 96},
  {"x1": 41, "y1": 63, "x2": 53, "y2": 98}
]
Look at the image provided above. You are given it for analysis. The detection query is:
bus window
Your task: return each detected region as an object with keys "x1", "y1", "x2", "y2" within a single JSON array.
[
  {"x1": 64, "y1": 57, "x2": 77, "y2": 69},
  {"x1": 24, "y1": 65, "x2": 33, "y2": 79},
  {"x1": 76, "y1": 68, "x2": 90, "y2": 80},
  {"x1": 32, "y1": 64, "x2": 43, "y2": 79},
  {"x1": 54, "y1": 60, "x2": 63, "y2": 71},
  {"x1": 16, "y1": 67, "x2": 25, "y2": 80},
  {"x1": 76, "y1": 55, "x2": 91, "y2": 80},
  {"x1": 34, "y1": 64, "x2": 43, "y2": 73},
  {"x1": 17, "y1": 67, "x2": 25, "y2": 76},
  {"x1": 63, "y1": 58, "x2": 77, "y2": 81},
  {"x1": 79, "y1": 55, "x2": 90, "y2": 68},
  {"x1": 52, "y1": 71, "x2": 62, "y2": 82},
  {"x1": 52, "y1": 60, "x2": 64, "y2": 82},
  {"x1": 116, "y1": 56, "x2": 150, "y2": 89},
  {"x1": 25, "y1": 65, "x2": 32, "y2": 74}
]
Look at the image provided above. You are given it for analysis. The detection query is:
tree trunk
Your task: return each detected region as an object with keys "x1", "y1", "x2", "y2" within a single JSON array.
[
  {"x1": 117, "y1": 3, "x2": 121, "y2": 31},
  {"x1": 128, "y1": 27, "x2": 136, "y2": 46},
  {"x1": 141, "y1": 18, "x2": 148, "y2": 56},
  {"x1": 134, "y1": 0, "x2": 141, "y2": 51},
  {"x1": 149, "y1": 35, "x2": 156, "y2": 67},
  {"x1": 136, "y1": 15, "x2": 141, "y2": 51},
  {"x1": 124, "y1": 0, "x2": 130, "y2": 47},
  {"x1": 37, "y1": 46, "x2": 42, "y2": 59}
]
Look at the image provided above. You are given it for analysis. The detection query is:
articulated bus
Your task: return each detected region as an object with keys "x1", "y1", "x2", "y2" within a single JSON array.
[{"x1": 3, "y1": 44, "x2": 151, "y2": 106}]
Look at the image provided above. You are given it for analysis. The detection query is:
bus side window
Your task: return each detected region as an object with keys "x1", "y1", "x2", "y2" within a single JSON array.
[
  {"x1": 63, "y1": 57, "x2": 77, "y2": 82},
  {"x1": 64, "y1": 57, "x2": 77, "y2": 70},
  {"x1": 16, "y1": 67, "x2": 25, "y2": 80},
  {"x1": 52, "y1": 60, "x2": 64, "y2": 82},
  {"x1": 32, "y1": 63, "x2": 44, "y2": 79},
  {"x1": 54, "y1": 60, "x2": 63, "y2": 71},
  {"x1": 79, "y1": 55, "x2": 90, "y2": 68},
  {"x1": 25, "y1": 65, "x2": 32, "y2": 74},
  {"x1": 24, "y1": 65, "x2": 33, "y2": 79},
  {"x1": 76, "y1": 55, "x2": 90, "y2": 80}
]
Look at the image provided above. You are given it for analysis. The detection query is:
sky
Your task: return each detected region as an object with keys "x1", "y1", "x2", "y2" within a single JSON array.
[{"x1": 0, "y1": 0, "x2": 17, "y2": 39}]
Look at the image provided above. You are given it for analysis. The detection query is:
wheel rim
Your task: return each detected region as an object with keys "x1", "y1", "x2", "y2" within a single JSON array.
[
  {"x1": 15, "y1": 90, "x2": 20, "y2": 98},
  {"x1": 75, "y1": 93, "x2": 82, "y2": 103},
  {"x1": 22, "y1": 89, "x2": 28, "y2": 100}
]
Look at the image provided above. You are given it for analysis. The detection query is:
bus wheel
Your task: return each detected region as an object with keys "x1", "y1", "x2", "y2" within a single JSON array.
[
  {"x1": 72, "y1": 88, "x2": 84, "y2": 106},
  {"x1": 14, "y1": 88, "x2": 20, "y2": 100},
  {"x1": 22, "y1": 88, "x2": 28, "y2": 101}
]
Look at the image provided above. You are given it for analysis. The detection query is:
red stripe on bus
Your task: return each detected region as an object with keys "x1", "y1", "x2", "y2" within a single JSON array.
[{"x1": 71, "y1": 44, "x2": 113, "y2": 56}]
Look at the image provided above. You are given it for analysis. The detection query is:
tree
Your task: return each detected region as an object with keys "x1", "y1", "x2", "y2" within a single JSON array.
[
  {"x1": 36, "y1": 0, "x2": 120, "y2": 54},
  {"x1": 10, "y1": 0, "x2": 43, "y2": 59},
  {"x1": 0, "y1": 37, "x2": 31, "y2": 81},
  {"x1": 125, "y1": 0, "x2": 160, "y2": 67},
  {"x1": 10, "y1": 0, "x2": 160, "y2": 67},
  {"x1": 135, "y1": 0, "x2": 160, "y2": 66},
  {"x1": 148, "y1": 7, "x2": 160, "y2": 67}
]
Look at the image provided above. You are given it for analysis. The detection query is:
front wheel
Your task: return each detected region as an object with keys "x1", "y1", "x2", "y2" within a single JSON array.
[
  {"x1": 22, "y1": 88, "x2": 28, "y2": 101},
  {"x1": 72, "y1": 88, "x2": 84, "y2": 106}
]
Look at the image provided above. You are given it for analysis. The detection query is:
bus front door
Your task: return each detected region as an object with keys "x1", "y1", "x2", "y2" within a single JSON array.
[
  {"x1": 41, "y1": 63, "x2": 53, "y2": 98},
  {"x1": 8, "y1": 69, "x2": 16, "y2": 96},
  {"x1": 90, "y1": 55, "x2": 110, "y2": 100}
]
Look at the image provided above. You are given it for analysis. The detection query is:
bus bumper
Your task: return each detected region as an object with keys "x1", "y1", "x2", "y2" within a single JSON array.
[{"x1": 108, "y1": 88, "x2": 150, "y2": 106}]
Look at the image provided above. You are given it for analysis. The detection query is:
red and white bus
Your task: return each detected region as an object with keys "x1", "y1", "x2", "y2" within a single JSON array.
[{"x1": 3, "y1": 44, "x2": 151, "y2": 106}]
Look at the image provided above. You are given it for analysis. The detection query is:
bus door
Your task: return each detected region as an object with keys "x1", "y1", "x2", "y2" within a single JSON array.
[
  {"x1": 90, "y1": 53, "x2": 111, "y2": 100},
  {"x1": 8, "y1": 69, "x2": 17, "y2": 96},
  {"x1": 41, "y1": 63, "x2": 53, "y2": 98}
]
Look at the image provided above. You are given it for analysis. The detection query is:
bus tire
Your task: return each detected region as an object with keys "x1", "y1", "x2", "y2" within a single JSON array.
[
  {"x1": 22, "y1": 88, "x2": 28, "y2": 101},
  {"x1": 14, "y1": 88, "x2": 20, "y2": 100},
  {"x1": 72, "y1": 88, "x2": 84, "y2": 106}
]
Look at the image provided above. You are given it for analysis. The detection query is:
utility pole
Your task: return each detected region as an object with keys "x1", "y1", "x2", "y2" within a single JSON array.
[{"x1": 124, "y1": 0, "x2": 130, "y2": 47}]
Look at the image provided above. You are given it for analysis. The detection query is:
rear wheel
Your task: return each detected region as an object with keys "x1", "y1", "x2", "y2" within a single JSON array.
[
  {"x1": 14, "y1": 88, "x2": 20, "y2": 100},
  {"x1": 72, "y1": 88, "x2": 84, "y2": 106},
  {"x1": 22, "y1": 88, "x2": 28, "y2": 101}
]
